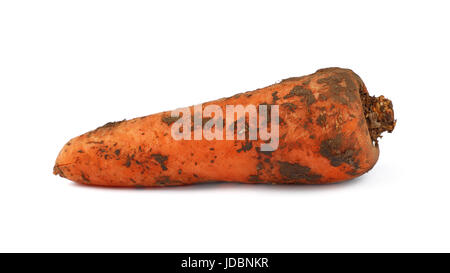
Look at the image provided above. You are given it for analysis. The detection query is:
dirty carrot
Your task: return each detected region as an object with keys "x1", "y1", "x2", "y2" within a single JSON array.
[{"x1": 53, "y1": 67, "x2": 396, "y2": 186}]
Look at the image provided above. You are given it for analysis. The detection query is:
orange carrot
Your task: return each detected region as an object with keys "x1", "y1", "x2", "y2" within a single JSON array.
[{"x1": 53, "y1": 67, "x2": 395, "y2": 187}]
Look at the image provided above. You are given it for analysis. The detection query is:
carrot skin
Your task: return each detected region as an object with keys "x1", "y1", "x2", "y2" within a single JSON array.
[{"x1": 54, "y1": 68, "x2": 395, "y2": 186}]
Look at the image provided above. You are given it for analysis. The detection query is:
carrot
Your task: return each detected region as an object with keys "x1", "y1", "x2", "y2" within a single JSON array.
[{"x1": 53, "y1": 67, "x2": 396, "y2": 187}]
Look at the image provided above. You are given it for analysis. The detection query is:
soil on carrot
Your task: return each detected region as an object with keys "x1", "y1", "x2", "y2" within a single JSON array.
[
  {"x1": 278, "y1": 161, "x2": 322, "y2": 181},
  {"x1": 96, "y1": 119, "x2": 126, "y2": 130},
  {"x1": 283, "y1": 86, "x2": 316, "y2": 106},
  {"x1": 319, "y1": 134, "x2": 360, "y2": 169},
  {"x1": 151, "y1": 154, "x2": 168, "y2": 171},
  {"x1": 161, "y1": 115, "x2": 180, "y2": 126}
]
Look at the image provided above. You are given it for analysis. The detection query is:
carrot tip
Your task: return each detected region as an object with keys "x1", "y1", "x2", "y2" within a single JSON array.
[{"x1": 53, "y1": 164, "x2": 66, "y2": 178}]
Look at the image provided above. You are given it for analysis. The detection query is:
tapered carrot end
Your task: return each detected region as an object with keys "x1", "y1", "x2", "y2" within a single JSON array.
[
  {"x1": 53, "y1": 147, "x2": 69, "y2": 178},
  {"x1": 53, "y1": 164, "x2": 64, "y2": 177},
  {"x1": 53, "y1": 139, "x2": 78, "y2": 180}
]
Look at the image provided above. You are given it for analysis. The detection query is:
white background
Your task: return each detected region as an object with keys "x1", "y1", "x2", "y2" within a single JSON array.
[{"x1": 0, "y1": 0, "x2": 449, "y2": 252}]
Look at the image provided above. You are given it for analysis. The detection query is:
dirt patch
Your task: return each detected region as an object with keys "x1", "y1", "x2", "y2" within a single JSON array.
[
  {"x1": 278, "y1": 161, "x2": 322, "y2": 181},
  {"x1": 284, "y1": 86, "x2": 316, "y2": 106},
  {"x1": 162, "y1": 115, "x2": 180, "y2": 126},
  {"x1": 319, "y1": 134, "x2": 359, "y2": 169},
  {"x1": 151, "y1": 154, "x2": 168, "y2": 171},
  {"x1": 96, "y1": 119, "x2": 126, "y2": 130}
]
